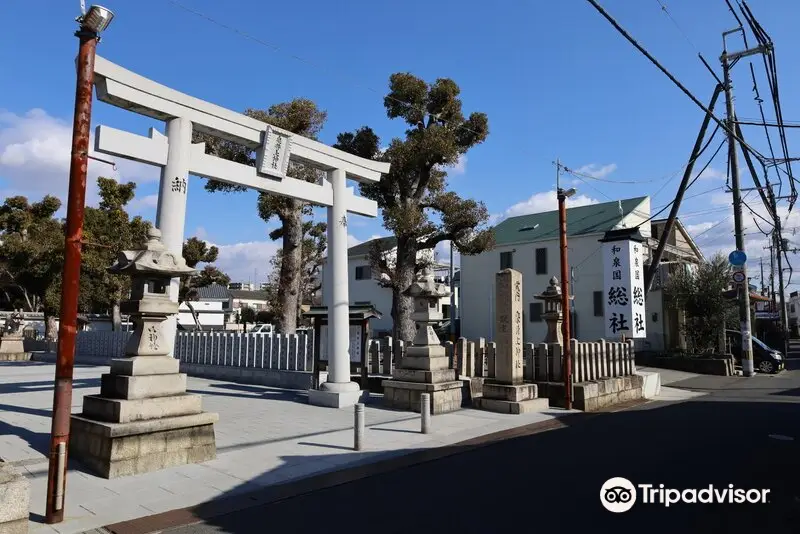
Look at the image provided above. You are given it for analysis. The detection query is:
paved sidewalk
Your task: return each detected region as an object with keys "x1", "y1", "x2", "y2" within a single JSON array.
[{"x1": 0, "y1": 362, "x2": 572, "y2": 534}]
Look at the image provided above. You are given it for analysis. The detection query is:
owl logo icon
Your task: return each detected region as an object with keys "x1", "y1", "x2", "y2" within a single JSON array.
[{"x1": 600, "y1": 477, "x2": 637, "y2": 513}]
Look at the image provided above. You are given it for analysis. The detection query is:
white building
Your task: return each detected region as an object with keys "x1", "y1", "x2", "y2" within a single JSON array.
[
  {"x1": 228, "y1": 282, "x2": 256, "y2": 291},
  {"x1": 318, "y1": 237, "x2": 460, "y2": 336},
  {"x1": 460, "y1": 196, "x2": 704, "y2": 351},
  {"x1": 178, "y1": 301, "x2": 226, "y2": 330}
]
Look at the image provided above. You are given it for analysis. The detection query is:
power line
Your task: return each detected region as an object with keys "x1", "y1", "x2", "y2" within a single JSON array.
[
  {"x1": 654, "y1": 0, "x2": 722, "y2": 84},
  {"x1": 162, "y1": 0, "x2": 485, "y2": 138},
  {"x1": 584, "y1": 0, "x2": 769, "y2": 164}
]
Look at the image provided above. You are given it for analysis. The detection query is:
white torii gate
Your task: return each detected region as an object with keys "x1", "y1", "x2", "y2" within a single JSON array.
[{"x1": 91, "y1": 56, "x2": 389, "y2": 408}]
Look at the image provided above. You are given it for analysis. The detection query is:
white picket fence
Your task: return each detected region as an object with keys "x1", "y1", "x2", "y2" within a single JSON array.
[
  {"x1": 175, "y1": 331, "x2": 313, "y2": 372},
  {"x1": 73, "y1": 330, "x2": 313, "y2": 372}
]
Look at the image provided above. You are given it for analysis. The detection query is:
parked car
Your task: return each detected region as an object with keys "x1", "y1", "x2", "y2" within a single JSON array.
[
  {"x1": 248, "y1": 323, "x2": 275, "y2": 334},
  {"x1": 725, "y1": 329, "x2": 784, "y2": 374}
]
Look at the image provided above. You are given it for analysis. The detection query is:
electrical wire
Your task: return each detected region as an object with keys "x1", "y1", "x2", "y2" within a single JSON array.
[
  {"x1": 162, "y1": 0, "x2": 485, "y2": 138},
  {"x1": 584, "y1": 0, "x2": 769, "y2": 164},
  {"x1": 654, "y1": 0, "x2": 722, "y2": 85}
]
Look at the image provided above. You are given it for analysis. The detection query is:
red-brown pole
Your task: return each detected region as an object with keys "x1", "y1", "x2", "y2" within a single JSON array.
[
  {"x1": 45, "y1": 28, "x2": 97, "y2": 524},
  {"x1": 558, "y1": 190, "x2": 572, "y2": 410}
]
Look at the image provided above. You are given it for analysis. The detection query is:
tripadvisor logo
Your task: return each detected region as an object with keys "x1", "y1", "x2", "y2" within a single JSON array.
[{"x1": 600, "y1": 477, "x2": 770, "y2": 513}]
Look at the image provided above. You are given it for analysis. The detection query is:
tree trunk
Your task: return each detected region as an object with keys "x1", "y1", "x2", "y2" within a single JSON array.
[
  {"x1": 277, "y1": 205, "x2": 303, "y2": 334},
  {"x1": 392, "y1": 237, "x2": 417, "y2": 345},
  {"x1": 111, "y1": 301, "x2": 122, "y2": 331},
  {"x1": 44, "y1": 313, "x2": 58, "y2": 341}
]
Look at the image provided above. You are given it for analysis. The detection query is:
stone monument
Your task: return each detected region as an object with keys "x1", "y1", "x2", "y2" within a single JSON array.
[
  {"x1": 474, "y1": 269, "x2": 549, "y2": 414},
  {"x1": 0, "y1": 310, "x2": 29, "y2": 361},
  {"x1": 70, "y1": 228, "x2": 218, "y2": 478},
  {"x1": 534, "y1": 277, "x2": 571, "y2": 345},
  {"x1": 382, "y1": 269, "x2": 463, "y2": 414}
]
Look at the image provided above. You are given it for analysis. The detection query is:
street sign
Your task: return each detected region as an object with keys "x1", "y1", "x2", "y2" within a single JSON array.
[
  {"x1": 728, "y1": 250, "x2": 747, "y2": 266},
  {"x1": 732, "y1": 271, "x2": 746, "y2": 284}
]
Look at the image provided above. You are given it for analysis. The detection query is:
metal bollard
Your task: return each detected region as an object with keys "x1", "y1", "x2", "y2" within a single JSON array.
[
  {"x1": 354, "y1": 403, "x2": 365, "y2": 450},
  {"x1": 420, "y1": 393, "x2": 431, "y2": 434}
]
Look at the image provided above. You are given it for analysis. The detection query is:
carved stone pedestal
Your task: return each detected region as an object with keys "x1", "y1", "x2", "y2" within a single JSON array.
[
  {"x1": 382, "y1": 343, "x2": 463, "y2": 414},
  {"x1": 474, "y1": 269, "x2": 549, "y2": 415},
  {"x1": 70, "y1": 228, "x2": 218, "y2": 479},
  {"x1": 382, "y1": 271, "x2": 462, "y2": 414},
  {"x1": 473, "y1": 381, "x2": 549, "y2": 414},
  {"x1": 0, "y1": 335, "x2": 28, "y2": 361}
]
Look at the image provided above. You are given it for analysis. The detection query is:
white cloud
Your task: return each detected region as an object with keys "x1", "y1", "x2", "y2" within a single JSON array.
[
  {"x1": 128, "y1": 194, "x2": 159, "y2": 214},
  {"x1": 0, "y1": 108, "x2": 159, "y2": 208},
  {"x1": 447, "y1": 154, "x2": 467, "y2": 176},
  {"x1": 694, "y1": 166, "x2": 726, "y2": 181},
  {"x1": 502, "y1": 190, "x2": 600, "y2": 219},
  {"x1": 193, "y1": 226, "x2": 209, "y2": 240},
  {"x1": 210, "y1": 240, "x2": 281, "y2": 285},
  {"x1": 575, "y1": 163, "x2": 617, "y2": 179}
]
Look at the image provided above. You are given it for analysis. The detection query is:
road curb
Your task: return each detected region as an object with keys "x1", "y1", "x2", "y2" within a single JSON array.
[{"x1": 103, "y1": 402, "x2": 648, "y2": 534}]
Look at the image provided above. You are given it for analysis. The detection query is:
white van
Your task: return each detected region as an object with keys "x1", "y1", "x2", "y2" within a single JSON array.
[{"x1": 248, "y1": 323, "x2": 275, "y2": 334}]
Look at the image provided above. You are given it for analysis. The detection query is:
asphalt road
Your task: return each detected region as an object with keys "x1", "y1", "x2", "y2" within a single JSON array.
[{"x1": 155, "y1": 363, "x2": 800, "y2": 534}]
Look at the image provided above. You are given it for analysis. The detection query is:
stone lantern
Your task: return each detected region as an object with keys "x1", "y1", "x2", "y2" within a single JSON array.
[
  {"x1": 70, "y1": 228, "x2": 219, "y2": 479},
  {"x1": 407, "y1": 268, "x2": 449, "y2": 346},
  {"x1": 534, "y1": 276, "x2": 572, "y2": 345},
  {"x1": 382, "y1": 268, "x2": 463, "y2": 414}
]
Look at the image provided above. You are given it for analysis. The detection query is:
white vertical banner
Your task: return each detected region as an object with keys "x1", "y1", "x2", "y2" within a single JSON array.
[{"x1": 603, "y1": 239, "x2": 647, "y2": 338}]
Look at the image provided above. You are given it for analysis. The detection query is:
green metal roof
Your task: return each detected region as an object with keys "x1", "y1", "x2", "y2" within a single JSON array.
[{"x1": 492, "y1": 196, "x2": 648, "y2": 246}]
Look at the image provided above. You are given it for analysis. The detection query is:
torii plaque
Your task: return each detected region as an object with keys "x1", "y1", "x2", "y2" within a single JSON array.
[{"x1": 92, "y1": 56, "x2": 389, "y2": 408}]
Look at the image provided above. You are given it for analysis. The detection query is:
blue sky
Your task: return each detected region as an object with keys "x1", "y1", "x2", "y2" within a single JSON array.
[{"x1": 2, "y1": 0, "x2": 800, "y2": 288}]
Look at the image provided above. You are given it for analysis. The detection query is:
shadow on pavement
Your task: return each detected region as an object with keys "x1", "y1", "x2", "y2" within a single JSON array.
[
  {"x1": 0, "y1": 377, "x2": 100, "y2": 395},
  {"x1": 103, "y1": 398, "x2": 800, "y2": 534},
  {"x1": 0, "y1": 419, "x2": 50, "y2": 457}
]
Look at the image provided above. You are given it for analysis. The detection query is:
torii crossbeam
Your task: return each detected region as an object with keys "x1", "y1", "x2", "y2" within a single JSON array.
[{"x1": 92, "y1": 56, "x2": 389, "y2": 407}]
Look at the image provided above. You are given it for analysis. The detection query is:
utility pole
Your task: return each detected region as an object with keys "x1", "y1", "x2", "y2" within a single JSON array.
[
  {"x1": 768, "y1": 184, "x2": 789, "y2": 356},
  {"x1": 644, "y1": 85, "x2": 723, "y2": 292},
  {"x1": 556, "y1": 159, "x2": 575, "y2": 409},
  {"x1": 760, "y1": 256, "x2": 765, "y2": 295},
  {"x1": 721, "y1": 28, "x2": 764, "y2": 377},
  {"x1": 46, "y1": 5, "x2": 114, "y2": 524},
  {"x1": 765, "y1": 241, "x2": 776, "y2": 302},
  {"x1": 449, "y1": 239, "x2": 456, "y2": 343}
]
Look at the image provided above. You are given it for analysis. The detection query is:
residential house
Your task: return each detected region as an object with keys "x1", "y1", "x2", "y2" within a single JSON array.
[
  {"x1": 230, "y1": 289, "x2": 271, "y2": 315},
  {"x1": 317, "y1": 237, "x2": 460, "y2": 336},
  {"x1": 460, "y1": 196, "x2": 705, "y2": 351},
  {"x1": 188, "y1": 283, "x2": 233, "y2": 323}
]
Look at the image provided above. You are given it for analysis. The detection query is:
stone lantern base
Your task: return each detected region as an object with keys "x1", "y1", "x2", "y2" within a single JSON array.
[
  {"x1": 70, "y1": 356, "x2": 218, "y2": 479},
  {"x1": 0, "y1": 335, "x2": 29, "y2": 361},
  {"x1": 473, "y1": 381, "x2": 549, "y2": 414},
  {"x1": 382, "y1": 344, "x2": 463, "y2": 414}
]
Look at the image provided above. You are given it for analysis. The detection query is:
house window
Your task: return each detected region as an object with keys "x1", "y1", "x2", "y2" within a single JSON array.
[
  {"x1": 500, "y1": 251, "x2": 513, "y2": 270},
  {"x1": 535, "y1": 248, "x2": 547, "y2": 274},
  {"x1": 355, "y1": 266, "x2": 371, "y2": 280},
  {"x1": 791, "y1": 304, "x2": 796, "y2": 313},
  {"x1": 529, "y1": 302, "x2": 544, "y2": 322},
  {"x1": 593, "y1": 291, "x2": 603, "y2": 317}
]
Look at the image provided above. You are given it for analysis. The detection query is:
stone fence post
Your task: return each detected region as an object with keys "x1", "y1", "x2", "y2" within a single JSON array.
[{"x1": 486, "y1": 342, "x2": 496, "y2": 379}]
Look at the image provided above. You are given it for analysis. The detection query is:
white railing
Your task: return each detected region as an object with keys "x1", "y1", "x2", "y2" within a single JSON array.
[
  {"x1": 175, "y1": 331, "x2": 313, "y2": 372},
  {"x1": 71, "y1": 330, "x2": 313, "y2": 372}
]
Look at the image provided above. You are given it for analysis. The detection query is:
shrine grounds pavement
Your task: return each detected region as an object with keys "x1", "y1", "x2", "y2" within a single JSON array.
[
  {"x1": 7, "y1": 358, "x2": 799, "y2": 534},
  {"x1": 0, "y1": 361, "x2": 587, "y2": 534},
  {"x1": 146, "y1": 344, "x2": 800, "y2": 534}
]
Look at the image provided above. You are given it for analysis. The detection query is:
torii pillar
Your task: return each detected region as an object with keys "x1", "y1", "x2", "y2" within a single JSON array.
[{"x1": 92, "y1": 55, "x2": 388, "y2": 409}]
